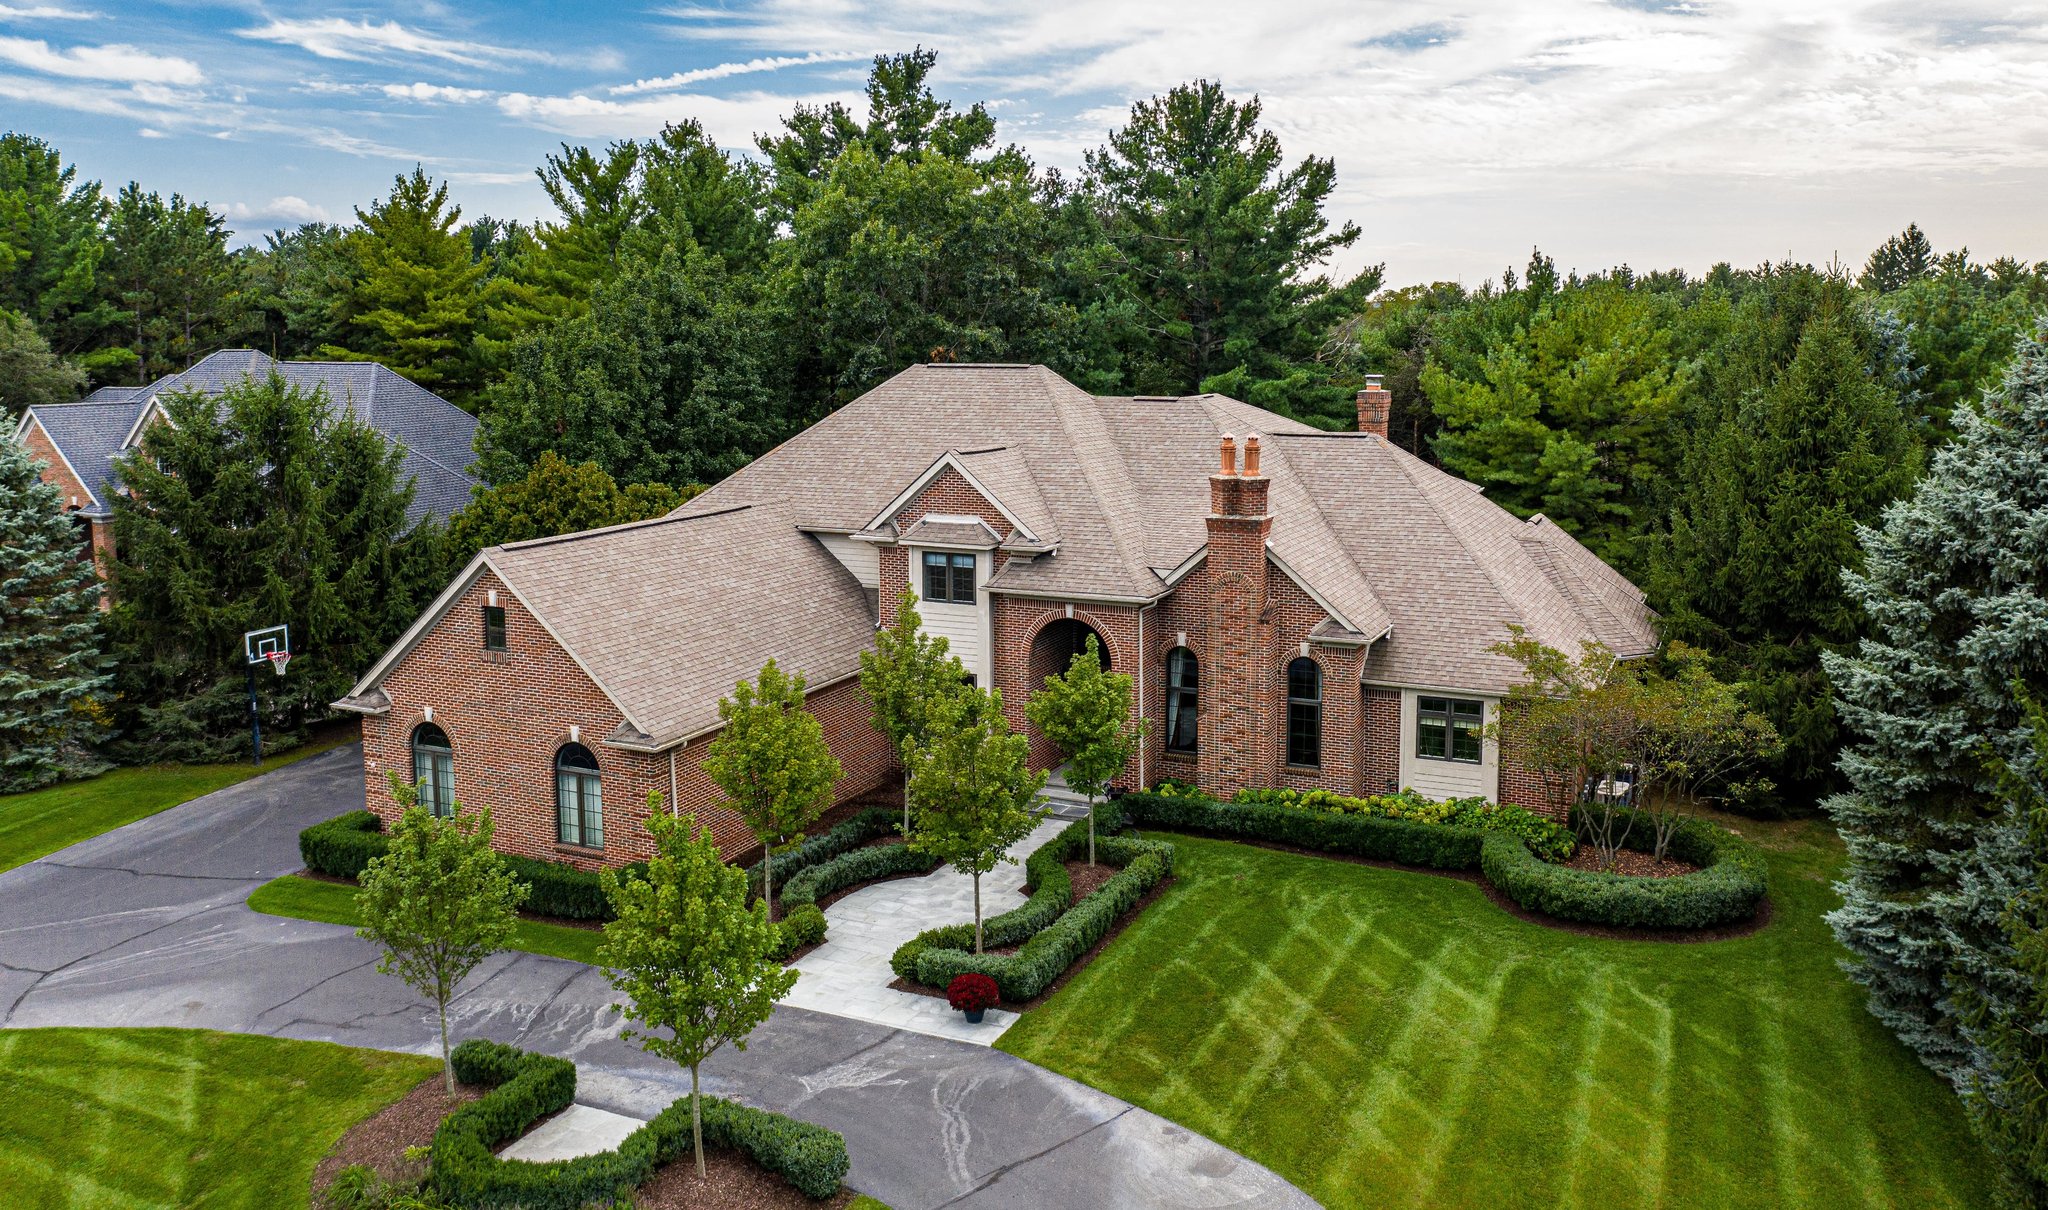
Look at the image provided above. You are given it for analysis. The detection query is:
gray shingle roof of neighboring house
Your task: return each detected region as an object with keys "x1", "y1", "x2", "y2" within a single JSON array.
[
  {"x1": 14, "y1": 350, "x2": 479, "y2": 525},
  {"x1": 341, "y1": 363, "x2": 1658, "y2": 749}
]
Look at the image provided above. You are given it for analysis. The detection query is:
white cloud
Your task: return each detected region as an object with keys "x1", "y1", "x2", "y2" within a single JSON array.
[
  {"x1": 381, "y1": 81, "x2": 492, "y2": 103},
  {"x1": 224, "y1": 195, "x2": 334, "y2": 224},
  {"x1": 497, "y1": 87, "x2": 852, "y2": 144},
  {"x1": 137, "y1": 125, "x2": 164, "y2": 137},
  {"x1": 611, "y1": 51, "x2": 870, "y2": 95},
  {"x1": 0, "y1": 4, "x2": 101, "y2": 18},
  {"x1": 0, "y1": 34, "x2": 202, "y2": 83},
  {"x1": 236, "y1": 17, "x2": 548, "y2": 68}
]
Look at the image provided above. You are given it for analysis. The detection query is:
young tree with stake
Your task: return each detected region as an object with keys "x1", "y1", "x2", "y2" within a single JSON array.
[
  {"x1": 859, "y1": 588, "x2": 972, "y2": 835},
  {"x1": 702, "y1": 658, "x2": 842, "y2": 916},
  {"x1": 599, "y1": 799, "x2": 796, "y2": 1177},
  {"x1": 355, "y1": 775, "x2": 527, "y2": 1093},
  {"x1": 907, "y1": 687, "x2": 1047, "y2": 952},
  {"x1": 1027, "y1": 634, "x2": 1145, "y2": 865}
]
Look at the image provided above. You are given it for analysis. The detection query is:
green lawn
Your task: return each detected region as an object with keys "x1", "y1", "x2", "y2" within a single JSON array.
[
  {"x1": 0, "y1": 1027, "x2": 437, "y2": 1208},
  {"x1": 249, "y1": 872, "x2": 606, "y2": 965},
  {"x1": 0, "y1": 727, "x2": 356, "y2": 874},
  {"x1": 998, "y1": 822, "x2": 1994, "y2": 1210}
]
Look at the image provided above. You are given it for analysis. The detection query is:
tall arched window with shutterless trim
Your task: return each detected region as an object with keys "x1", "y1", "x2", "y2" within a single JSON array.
[
  {"x1": 410, "y1": 722, "x2": 454, "y2": 817},
  {"x1": 1165, "y1": 647, "x2": 1199, "y2": 755},
  {"x1": 555, "y1": 742, "x2": 602, "y2": 849},
  {"x1": 1286, "y1": 658, "x2": 1322, "y2": 768}
]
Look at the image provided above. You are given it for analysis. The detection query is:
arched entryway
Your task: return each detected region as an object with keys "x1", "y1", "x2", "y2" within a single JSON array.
[{"x1": 1029, "y1": 616, "x2": 1110, "y2": 685}]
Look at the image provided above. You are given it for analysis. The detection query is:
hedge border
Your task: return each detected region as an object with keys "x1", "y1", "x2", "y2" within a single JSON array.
[
  {"x1": 432, "y1": 1039, "x2": 849, "y2": 1207},
  {"x1": 1118, "y1": 789, "x2": 1767, "y2": 932},
  {"x1": 297, "y1": 812, "x2": 643, "y2": 922},
  {"x1": 780, "y1": 840, "x2": 941, "y2": 909},
  {"x1": 747, "y1": 805, "x2": 902, "y2": 902},
  {"x1": 892, "y1": 813, "x2": 1177, "y2": 1001}
]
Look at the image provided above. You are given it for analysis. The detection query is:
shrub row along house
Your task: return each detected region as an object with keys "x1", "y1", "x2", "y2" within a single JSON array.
[
  {"x1": 335, "y1": 364, "x2": 1658, "y2": 866},
  {"x1": 12, "y1": 349, "x2": 480, "y2": 584}
]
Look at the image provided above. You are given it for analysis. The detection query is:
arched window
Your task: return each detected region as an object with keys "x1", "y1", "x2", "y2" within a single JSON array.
[
  {"x1": 555, "y1": 743, "x2": 603, "y2": 849},
  {"x1": 410, "y1": 723, "x2": 453, "y2": 818},
  {"x1": 1286, "y1": 658, "x2": 1322, "y2": 768},
  {"x1": 1165, "y1": 647, "x2": 1199, "y2": 755}
]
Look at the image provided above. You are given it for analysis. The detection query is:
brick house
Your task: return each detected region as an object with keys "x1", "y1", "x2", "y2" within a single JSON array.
[
  {"x1": 335, "y1": 363, "x2": 1657, "y2": 866},
  {"x1": 11, "y1": 350, "x2": 480, "y2": 593}
]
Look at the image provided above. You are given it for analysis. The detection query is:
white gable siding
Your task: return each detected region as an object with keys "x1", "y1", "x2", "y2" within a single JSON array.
[
  {"x1": 813, "y1": 533, "x2": 880, "y2": 588},
  {"x1": 908, "y1": 546, "x2": 991, "y2": 685},
  {"x1": 1396, "y1": 690, "x2": 1500, "y2": 802}
]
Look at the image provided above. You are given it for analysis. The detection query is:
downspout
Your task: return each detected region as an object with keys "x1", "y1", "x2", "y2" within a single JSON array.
[
  {"x1": 669, "y1": 749, "x2": 678, "y2": 817},
  {"x1": 1137, "y1": 602, "x2": 1149, "y2": 789}
]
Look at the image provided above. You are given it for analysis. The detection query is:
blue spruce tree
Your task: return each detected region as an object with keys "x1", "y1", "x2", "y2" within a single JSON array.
[
  {"x1": 0, "y1": 433, "x2": 110, "y2": 789},
  {"x1": 1824, "y1": 326, "x2": 2048, "y2": 1082}
]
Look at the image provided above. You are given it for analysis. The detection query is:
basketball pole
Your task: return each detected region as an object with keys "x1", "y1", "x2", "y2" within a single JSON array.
[{"x1": 247, "y1": 660, "x2": 262, "y2": 766}]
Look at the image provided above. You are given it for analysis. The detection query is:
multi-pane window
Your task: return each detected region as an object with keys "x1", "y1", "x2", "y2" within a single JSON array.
[
  {"x1": 410, "y1": 722, "x2": 454, "y2": 817},
  {"x1": 1165, "y1": 647, "x2": 1199, "y2": 754},
  {"x1": 555, "y1": 743, "x2": 603, "y2": 848},
  {"x1": 922, "y1": 552, "x2": 976, "y2": 604},
  {"x1": 1417, "y1": 696, "x2": 1485, "y2": 763},
  {"x1": 482, "y1": 605, "x2": 507, "y2": 651},
  {"x1": 1286, "y1": 658, "x2": 1322, "y2": 768}
]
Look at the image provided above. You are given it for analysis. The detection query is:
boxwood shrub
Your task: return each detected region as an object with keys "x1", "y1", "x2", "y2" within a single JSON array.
[
  {"x1": 1234, "y1": 786, "x2": 1574, "y2": 861},
  {"x1": 298, "y1": 812, "x2": 642, "y2": 922},
  {"x1": 1119, "y1": 789, "x2": 1484, "y2": 870},
  {"x1": 747, "y1": 806, "x2": 901, "y2": 902},
  {"x1": 771, "y1": 902, "x2": 829, "y2": 960},
  {"x1": 434, "y1": 1039, "x2": 848, "y2": 1205},
  {"x1": 780, "y1": 840, "x2": 940, "y2": 909},
  {"x1": 1481, "y1": 809, "x2": 1767, "y2": 929}
]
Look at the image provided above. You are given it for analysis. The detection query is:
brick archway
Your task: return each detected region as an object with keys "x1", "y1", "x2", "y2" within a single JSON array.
[{"x1": 1030, "y1": 616, "x2": 1111, "y2": 678}]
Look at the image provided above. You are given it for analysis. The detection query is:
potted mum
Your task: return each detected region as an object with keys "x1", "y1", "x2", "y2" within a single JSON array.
[{"x1": 947, "y1": 973, "x2": 1000, "y2": 1023}]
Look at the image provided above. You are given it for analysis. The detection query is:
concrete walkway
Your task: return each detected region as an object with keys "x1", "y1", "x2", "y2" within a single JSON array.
[
  {"x1": 784, "y1": 817, "x2": 1067, "y2": 1044},
  {"x1": 0, "y1": 744, "x2": 1315, "y2": 1210}
]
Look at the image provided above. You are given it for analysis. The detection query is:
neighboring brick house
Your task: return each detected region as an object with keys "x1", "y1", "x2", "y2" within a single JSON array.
[
  {"x1": 10, "y1": 350, "x2": 480, "y2": 593},
  {"x1": 336, "y1": 363, "x2": 1657, "y2": 866}
]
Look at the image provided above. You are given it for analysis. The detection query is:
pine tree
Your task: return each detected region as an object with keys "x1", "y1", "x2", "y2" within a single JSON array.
[
  {"x1": 1824, "y1": 326, "x2": 2048, "y2": 1083},
  {"x1": 323, "y1": 168, "x2": 486, "y2": 402},
  {"x1": 0, "y1": 311, "x2": 86, "y2": 411},
  {"x1": 1655, "y1": 305, "x2": 1921, "y2": 796},
  {"x1": 1861, "y1": 222, "x2": 1936, "y2": 293},
  {"x1": 0, "y1": 433, "x2": 109, "y2": 790}
]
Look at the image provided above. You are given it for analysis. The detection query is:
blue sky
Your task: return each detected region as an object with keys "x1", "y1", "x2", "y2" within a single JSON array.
[{"x1": 5, "y1": 0, "x2": 2046, "y2": 284}]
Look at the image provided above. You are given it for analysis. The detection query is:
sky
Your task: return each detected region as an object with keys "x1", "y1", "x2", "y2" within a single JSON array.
[{"x1": 3, "y1": 0, "x2": 2046, "y2": 286}]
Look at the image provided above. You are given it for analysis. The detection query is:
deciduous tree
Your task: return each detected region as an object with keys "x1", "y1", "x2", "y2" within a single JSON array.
[
  {"x1": 1026, "y1": 634, "x2": 1143, "y2": 865},
  {"x1": 446, "y1": 451, "x2": 689, "y2": 562},
  {"x1": 906, "y1": 687, "x2": 1046, "y2": 952},
  {"x1": 702, "y1": 658, "x2": 843, "y2": 915},
  {"x1": 859, "y1": 589, "x2": 972, "y2": 834},
  {"x1": 599, "y1": 803, "x2": 795, "y2": 1176}
]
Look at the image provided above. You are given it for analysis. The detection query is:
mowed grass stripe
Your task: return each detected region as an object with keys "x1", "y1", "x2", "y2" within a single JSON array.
[{"x1": 997, "y1": 826, "x2": 1995, "y2": 1210}]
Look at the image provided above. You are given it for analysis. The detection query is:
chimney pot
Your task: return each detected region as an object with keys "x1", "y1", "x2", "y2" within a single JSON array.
[
  {"x1": 1242, "y1": 434, "x2": 1262, "y2": 477},
  {"x1": 1218, "y1": 433, "x2": 1238, "y2": 477}
]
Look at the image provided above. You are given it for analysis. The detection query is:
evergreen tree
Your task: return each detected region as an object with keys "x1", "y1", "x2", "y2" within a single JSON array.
[
  {"x1": 0, "y1": 311, "x2": 86, "y2": 412},
  {"x1": 701, "y1": 658, "x2": 842, "y2": 915},
  {"x1": 106, "y1": 374, "x2": 442, "y2": 760},
  {"x1": 1824, "y1": 326, "x2": 2048, "y2": 1084},
  {"x1": 446, "y1": 451, "x2": 689, "y2": 562},
  {"x1": 1861, "y1": 221, "x2": 1936, "y2": 293},
  {"x1": 0, "y1": 433, "x2": 109, "y2": 790},
  {"x1": 1655, "y1": 305, "x2": 1921, "y2": 797},
  {"x1": 102, "y1": 184, "x2": 240, "y2": 381},
  {"x1": 238, "y1": 222, "x2": 355, "y2": 360},
  {"x1": 0, "y1": 133, "x2": 124, "y2": 375},
  {"x1": 599, "y1": 802, "x2": 795, "y2": 1177},
  {"x1": 636, "y1": 119, "x2": 774, "y2": 273},
  {"x1": 323, "y1": 168, "x2": 485, "y2": 401},
  {"x1": 1083, "y1": 80, "x2": 1374, "y2": 424},
  {"x1": 478, "y1": 244, "x2": 783, "y2": 488}
]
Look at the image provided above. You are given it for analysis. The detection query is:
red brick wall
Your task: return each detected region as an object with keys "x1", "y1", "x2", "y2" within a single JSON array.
[
  {"x1": 992, "y1": 598, "x2": 1142, "y2": 778},
  {"x1": 1361, "y1": 687, "x2": 1402, "y2": 795},
  {"x1": 362, "y1": 568, "x2": 899, "y2": 867},
  {"x1": 1496, "y1": 700, "x2": 1570, "y2": 819},
  {"x1": 19, "y1": 417, "x2": 93, "y2": 509}
]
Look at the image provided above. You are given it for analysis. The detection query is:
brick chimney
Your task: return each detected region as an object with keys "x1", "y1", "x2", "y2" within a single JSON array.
[
  {"x1": 1201, "y1": 432, "x2": 1273, "y2": 799},
  {"x1": 1357, "y1": 374, "x2": 1391, "y2": 439}
]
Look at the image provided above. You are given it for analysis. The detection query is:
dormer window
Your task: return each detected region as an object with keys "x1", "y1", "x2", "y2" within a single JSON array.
[{"x1": 922, "y1": 552, "x2": 976, "y2": 605}]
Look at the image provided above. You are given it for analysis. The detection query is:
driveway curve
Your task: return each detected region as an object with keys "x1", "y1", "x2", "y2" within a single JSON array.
[{"x1": 0, "y1": 744, "x2": 1314, "y2": 1210}]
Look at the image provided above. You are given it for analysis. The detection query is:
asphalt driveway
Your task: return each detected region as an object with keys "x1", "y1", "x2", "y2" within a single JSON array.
[{"x1": 0, "y1": 744, "x2": 1313, "y2": 1209}]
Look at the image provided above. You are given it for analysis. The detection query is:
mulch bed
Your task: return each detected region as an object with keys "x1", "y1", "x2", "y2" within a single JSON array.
[
  {"x1": 313, "y1": 1074, "x2": 483, "y2": 1200},
  {"x1": 888, "y1": 874, "x2": 1176, "y2": 1013},
  {"x1": 634, "y1": 1149, "x2": 862, "y2": 1209},
  {"x1": 1564, "y1": 846, "x2": 1700, "y2": 878}
]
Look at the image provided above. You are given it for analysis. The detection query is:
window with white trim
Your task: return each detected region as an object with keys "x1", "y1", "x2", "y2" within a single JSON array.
[{"x1": 410, "y1": 722, "x2": 454, "y2": 817}]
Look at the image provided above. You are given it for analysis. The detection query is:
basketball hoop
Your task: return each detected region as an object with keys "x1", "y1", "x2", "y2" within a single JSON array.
[{"x1": 267, "y1": 649, "x2": 291, "y2": 677}]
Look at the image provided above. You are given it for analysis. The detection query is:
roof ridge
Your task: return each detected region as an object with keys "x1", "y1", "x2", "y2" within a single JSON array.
[
  {"x1": 498, "y1": 503, "x2": 754, "y2": 552},
  {"x1": 1250, "y1": 416, "x2": 1390, "y2": 633},
  {"x1": 1384, "y1": 442, "x2": 1528, "y2": 629}
]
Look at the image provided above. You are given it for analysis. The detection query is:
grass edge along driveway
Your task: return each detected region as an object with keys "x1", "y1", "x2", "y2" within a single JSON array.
[
  {"x1": 997, "y1": 821, "x2": 1993, "y2": 1210},
  {"x1": 0, "y1": 1027, "x2": 437, "y2": 1209},
  {"x1": 0, "y1": 727, "x2": 356, "y2": 875},
  {"x1": 249, "y1": 872, "x2": 605, "y2": 965}
]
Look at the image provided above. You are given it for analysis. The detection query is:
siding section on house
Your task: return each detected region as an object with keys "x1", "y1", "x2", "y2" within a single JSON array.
[{"x1": 1394, "y1": 688, "x2": 1501, "y2": 803}]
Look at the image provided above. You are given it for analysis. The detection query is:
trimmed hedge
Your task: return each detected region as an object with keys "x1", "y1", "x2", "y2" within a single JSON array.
[
  {"x1": 1119, "y1": 789, "x2": 1484, "y2": 870},
  {"x1": 1234, "y1": 786, "x2": 1575, "y2": 862},
  {"x1": 893, "y1": 815, "x2": 1176, "y2": 1000},
  {"x1": 780, "y1": 839, "x2": 940, "y2": 909},
  {"x1": 1481, "y1": 808, "x2": 1768, "y2": 929},
  {"x1": 297, "y1": 812, "x2": 642, "y2": 922},
  {"x1": 434, "y1": 1039, "x2": 848, "y2": 1206},
  {"x1": 747, "y1": 806, "x2": 900, "y2": 902},
  {"x1": 771, "y1": 902, "x2": 829, "y2": 960}
]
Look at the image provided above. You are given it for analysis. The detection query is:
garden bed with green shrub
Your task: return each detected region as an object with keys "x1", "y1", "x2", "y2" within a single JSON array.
[
  {"x1": 1119, "y1": 787, "x2": 1766, "y2": 931},
  {"x1": 891, "y1": 814, "x2": 1176, "y2": 1002},
  {"x1": 745, "y1": 805, "x2": 905, "y2": 902},
  {"x1": 429, "y1": 1039, "x2": 849, "y2": 1207}
]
